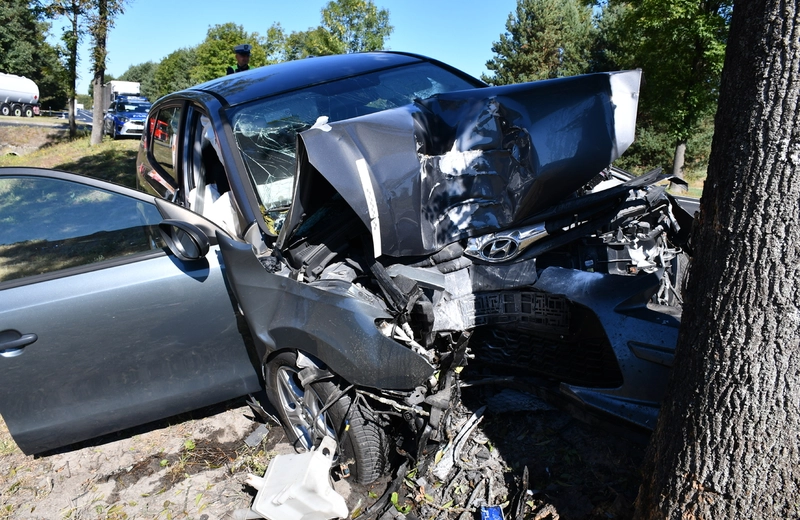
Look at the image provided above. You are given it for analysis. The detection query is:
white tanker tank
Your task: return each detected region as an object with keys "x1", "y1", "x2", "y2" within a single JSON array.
[{"x1": 0, "y1": 73, "x2": 40, "y2": 117}]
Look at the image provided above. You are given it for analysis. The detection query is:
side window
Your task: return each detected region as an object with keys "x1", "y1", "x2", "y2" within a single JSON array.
[
  {"x1": 0, "y1": 176, "x2": 164, "y2": 284},
  {"x1": 150, "y1": 106, "x2": 182, "y2": 186},
  {"x1": 184, "y1": 110, "x2": 240, "y2": 236}
]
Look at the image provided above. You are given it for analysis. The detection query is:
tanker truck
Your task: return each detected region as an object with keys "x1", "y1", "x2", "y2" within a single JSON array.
[{"x1": 0, "y1": 73, "x2": 40, "y2": 117}]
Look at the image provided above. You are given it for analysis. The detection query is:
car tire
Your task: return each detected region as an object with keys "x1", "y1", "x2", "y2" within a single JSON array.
[
  {"x1": 264, "y1": 351, "x2": 388, "y2": 484},
  {"x1": 11, "y1": 104, "x2": 22, "y2": 117},
  {"x1": 23, "y1": 105, "x2": 33, "y2": 118},
  {"x1": 0, "y1": 104, "x2": 9, "y2": 116}
]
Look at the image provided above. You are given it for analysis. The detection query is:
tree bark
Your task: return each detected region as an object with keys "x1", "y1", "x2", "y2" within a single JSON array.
[
  {"x1": 634, "y1": 0, "x2": 800, "y2": 518},
  {"x1": 90, "y1": 0, "x2": 107, "y2": 146},
  {"x1": 670, "y1": 139, "x2": 688, "y2": 193},
  {"x1": 67, "y1": 3, "x2": 78, "y2": 139}
]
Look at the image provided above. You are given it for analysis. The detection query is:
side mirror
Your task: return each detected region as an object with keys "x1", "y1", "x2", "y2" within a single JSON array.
[{"x1": 159, "y1": 219, "x2": 210, "y2": 261}]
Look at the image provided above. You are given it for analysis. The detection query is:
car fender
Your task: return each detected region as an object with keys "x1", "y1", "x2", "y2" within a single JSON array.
[{"x1": 217, "y1": 232, "x2": 434, "y2": 390}]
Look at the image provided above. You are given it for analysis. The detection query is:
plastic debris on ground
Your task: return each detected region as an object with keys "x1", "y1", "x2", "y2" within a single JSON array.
[{"x1": 237, "y1": 436, "x2": 349, "y2": 520}]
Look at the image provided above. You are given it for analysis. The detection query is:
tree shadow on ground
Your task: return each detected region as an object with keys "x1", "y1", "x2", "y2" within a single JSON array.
[
  {"x1": 56, "y1": 146, "x2": 139, "y2": 187},
  {"x1": 473, "y1": 399, "x2": 646, "y2": 519},
  {"x1": 420, "y1": 382, "x2": 649, "y2": 520},
  {"x1": 40, "y1": 127, "x2": 91, "y2": 148}
]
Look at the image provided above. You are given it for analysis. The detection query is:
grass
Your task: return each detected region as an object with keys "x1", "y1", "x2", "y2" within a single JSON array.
[
  {"x1": 0, "y1": 418, "x2": 19, "y2": 456},
  {"x1": 684, "y1": 166, "x2": 706, "y2": 198},
  {"x1": 0, "y1": 128, "x2": 140, "y2": 188}
]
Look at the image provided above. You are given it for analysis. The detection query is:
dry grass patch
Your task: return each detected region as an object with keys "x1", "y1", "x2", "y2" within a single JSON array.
[{"x1": 0, "y1": 133, "x2": 139, "y2": 187}]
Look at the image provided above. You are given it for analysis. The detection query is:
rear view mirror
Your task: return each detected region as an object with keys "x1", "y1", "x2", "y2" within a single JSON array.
[{"x1": 159, "y1": 220, "x2": 210, "y2": 261}]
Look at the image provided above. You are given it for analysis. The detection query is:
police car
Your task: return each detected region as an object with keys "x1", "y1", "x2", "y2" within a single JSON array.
[{"x1": 103, "y1": 95, "x2": 151, "y2": 138}]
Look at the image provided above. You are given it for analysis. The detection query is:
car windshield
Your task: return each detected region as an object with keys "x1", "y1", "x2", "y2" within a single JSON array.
[
  {"x1": 227, "y1": 62, "x2": 481, "y2": 233},
  {"x1": 119, "y1": 102, "x2": 151, "y2": 113}
]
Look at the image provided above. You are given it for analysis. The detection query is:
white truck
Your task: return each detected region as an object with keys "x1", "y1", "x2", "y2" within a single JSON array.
[
  {"x1": 0, "y1": 73, "x2": 40, "y2": 117},
  {"x1": 101, "y1": 80, "x2": 141, "y2": 111}
]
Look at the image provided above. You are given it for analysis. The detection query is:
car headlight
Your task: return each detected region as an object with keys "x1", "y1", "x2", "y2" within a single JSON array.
[{"x1": 118, "y1": 116, "x2": 129, "y2": 123}]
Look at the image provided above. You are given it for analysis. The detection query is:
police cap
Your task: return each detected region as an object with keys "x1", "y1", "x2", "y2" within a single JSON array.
[{"x1": 234, "y1": 44, "x2": 251, "y2": 56}]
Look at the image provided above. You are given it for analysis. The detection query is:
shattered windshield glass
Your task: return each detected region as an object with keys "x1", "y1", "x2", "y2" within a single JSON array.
[{"x1": 227, "y1": 62, "x2": 480, "y2": 234}]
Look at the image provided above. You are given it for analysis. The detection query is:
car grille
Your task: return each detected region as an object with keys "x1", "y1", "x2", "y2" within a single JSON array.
[
  {"x1": 474, "y1": 291, "x2": 570, "y2": 332},
  {"x1": 470, "y1": 292, "x2": 624, "y2": 388}
]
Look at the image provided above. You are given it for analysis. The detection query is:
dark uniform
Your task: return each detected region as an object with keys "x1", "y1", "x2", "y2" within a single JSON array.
[
  {"x1": 226, "y1": 64, "x2": 250, "y2": 75},
  {"x1": 226, "y1": 44, "x2": 252, "y2": 75}
]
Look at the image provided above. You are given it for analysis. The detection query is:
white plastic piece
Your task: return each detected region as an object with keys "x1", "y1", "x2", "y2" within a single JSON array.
[{"x1": 245, "y1": 436, "x2": 349, "y2": 520}]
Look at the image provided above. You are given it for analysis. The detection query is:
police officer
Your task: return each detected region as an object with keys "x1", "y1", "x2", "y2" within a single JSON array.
[{"x1": 226, "y1": 44, "x2": 251, "y2": 75}]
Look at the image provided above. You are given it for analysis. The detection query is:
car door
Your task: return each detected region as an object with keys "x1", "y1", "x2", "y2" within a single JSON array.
[{"x1": 0, "y1": 168, "x2": 262, "y2": 455}]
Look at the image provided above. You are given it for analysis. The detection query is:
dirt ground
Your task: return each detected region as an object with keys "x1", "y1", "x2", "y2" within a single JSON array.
[
  {"x1": 0, "y1": 388, "x2": 647, "y2": 520},
  {"x1": 0, "y1": 121, "x2": 74, "y2": 156}
]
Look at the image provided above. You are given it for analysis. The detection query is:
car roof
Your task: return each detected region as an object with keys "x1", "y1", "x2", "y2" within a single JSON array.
[{"x1": 184, "y1": 51, "x2": 479, "y2": 108}]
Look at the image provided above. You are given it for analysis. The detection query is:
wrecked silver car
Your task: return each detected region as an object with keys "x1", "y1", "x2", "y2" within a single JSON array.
[
  {"x1": 0, "y1": 53, "x2": 690, "y2": 487},
  {"x1": 210, "y1": 62, "x2": 691, "y2": 483}
]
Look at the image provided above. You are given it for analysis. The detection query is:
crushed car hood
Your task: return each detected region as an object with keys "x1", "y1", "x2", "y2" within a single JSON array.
[{"x1": 278, "y1": 70, "x2": 641, "y2": 258}]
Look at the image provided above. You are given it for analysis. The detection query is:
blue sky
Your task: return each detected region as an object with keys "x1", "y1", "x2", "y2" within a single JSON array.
[{"x1": 56, "y1": 0, "x2": 520, "y2": 95}]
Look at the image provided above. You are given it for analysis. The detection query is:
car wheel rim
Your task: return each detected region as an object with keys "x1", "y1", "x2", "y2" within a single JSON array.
[{"x1": 275, "y1": 366, "x2": 336, "y2": 450}]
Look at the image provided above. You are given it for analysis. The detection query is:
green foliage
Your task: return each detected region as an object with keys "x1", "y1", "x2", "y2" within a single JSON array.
[
  {"x1": 36, "y1": 38, "x2": 69, "y2": 109},
  {"x1": 0, "y1": 0, "x2": 69, "y2": 108},
  {"x1": 0, "y1": 0, "x2": 40, "y2": 77},
  {"x1": 153, "y1": 48, "x2": 197, "y2": 99},
  {"x1": 76, "y1": 93, "x2": 91, "y2": 108},
  {"x1": 263, "y1": 23, "x2": 288, "y2": 64},
  {"x1": 87, "y1": 0, "x2": 125, "y2": 75},
  {"x1": 614, "y1": 111, "x2": 716, "y2": 178},
  {"x1": 320, "y1": 0, "x2": 392, "y2": 53},
  {"x1": 613, "y1": 121, "x2": 676, "y2": 175},
  {"x1": 617, "y1": 0, "x2": 731, "y2": 142},
  {"x1": 47, "y1": 0, "x2": 92, "y2": 127},
  {"x1": 590, "y1": 1, "x2": 632, "y2": 72},
  {"x1": 483, "y1": 0, "x2": 596, "y2": 85},
  {"x1": 190, "y1": 23, "x2": 267, "y2": 84},
  {"x1": 284, "y1": 27, "x2": 343, "y2": 60},
  {"x1": 284, "y1": 0, "x2": 393, "y2": 60},
  {"x1": 118, "y1": 61, "x2": 157, "y2": 100},
  {"x1": 592, "y1": 0, "x2": 730, "y2": 177}
]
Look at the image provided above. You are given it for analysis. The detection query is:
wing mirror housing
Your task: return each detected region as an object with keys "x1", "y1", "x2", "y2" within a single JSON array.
[{"x1": 159, "y1": 219, "x2": 210, "y2": 261}]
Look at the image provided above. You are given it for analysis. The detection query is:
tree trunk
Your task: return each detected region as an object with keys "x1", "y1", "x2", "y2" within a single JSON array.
[
  {"x1": 91, "y1": 74, "x2": 104, "y2": 144},
  {"x1": 90, "y1": 0, "x2": 107, "y2": 146},
  {"x1": 67, "y1": 4, "x2": 78, "y2": 139},
  {"x1": 634, "y1": 1, "x2": 800, "y2": 518},
  {"x1": 669, "y1": 139, "x2": 688, "y2": 193}
]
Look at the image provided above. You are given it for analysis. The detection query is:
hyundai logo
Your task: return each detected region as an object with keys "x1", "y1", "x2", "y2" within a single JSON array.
[{"x1": 482, "y1": 238, "x2": 518, "y2": 261}]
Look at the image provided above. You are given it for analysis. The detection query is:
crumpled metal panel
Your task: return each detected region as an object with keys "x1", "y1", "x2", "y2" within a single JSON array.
[{"x1": 282, "y1": 70, "x2": 641, "y2": 258}]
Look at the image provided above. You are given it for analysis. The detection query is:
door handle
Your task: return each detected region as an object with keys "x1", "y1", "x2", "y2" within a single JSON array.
[{"x1": 0, "y1": 333, "x2": 38, "y2": 358}]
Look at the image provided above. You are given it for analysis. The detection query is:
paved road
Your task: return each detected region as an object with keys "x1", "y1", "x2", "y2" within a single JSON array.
[
  {"x1": 674, "y1": 195, "x2": 700, "y2": 215},
  {"x1": 75, "y1": 108, "x2": 93, "y2": 124}
]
